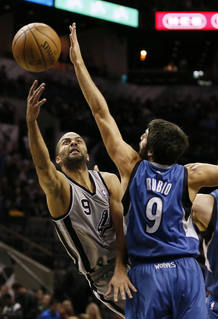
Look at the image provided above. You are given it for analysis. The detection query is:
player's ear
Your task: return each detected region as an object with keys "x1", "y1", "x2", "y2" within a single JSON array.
[
  {"x1": 147, "y1": 150, "x2": 153, "y2": 159},
  {"x1": 86, "y1": 154, "x2": 90, "y2": 162},
  {"x1": 56, "y1": 156, "x2": 61, "y2": 165}
]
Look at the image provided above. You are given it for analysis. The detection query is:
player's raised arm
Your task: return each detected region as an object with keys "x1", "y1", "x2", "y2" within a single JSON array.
[
  {"x1": 187, "y1": 163, "x2": 218, "y2": 201},
  {"x1": 69, "y1": 23, "x2": 140, "y2": 183},
  {"x1": 102, "y1": 172, "x2": 137, "y2": 302},
  {"x1": 26, "y1": 80, "x2": 69, "y2": 216}
]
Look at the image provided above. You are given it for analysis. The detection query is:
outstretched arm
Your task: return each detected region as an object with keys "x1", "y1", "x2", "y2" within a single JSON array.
[
  {"x1": 103, "y1": 172, "x2": 137, "y2": 302},
  {"x1": 26, "y1": 80, "x2": 70, "y2": 217},
  {"x1": 69, "y1": 23, "x2": 140, "y2": 190}
]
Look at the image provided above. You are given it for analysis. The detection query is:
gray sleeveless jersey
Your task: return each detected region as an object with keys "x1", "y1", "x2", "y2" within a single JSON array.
[
  {"x1": 52, "y1": 170, "x2": 125, "y2": 317},
  {"x1": 52, "y1": 170, "x2": 117, "y2": 275}
]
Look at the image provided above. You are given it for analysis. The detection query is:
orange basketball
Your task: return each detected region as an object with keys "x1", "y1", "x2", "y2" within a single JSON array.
[{"x1": 12, "y1": 22, "x2": 61, "y2": 72}]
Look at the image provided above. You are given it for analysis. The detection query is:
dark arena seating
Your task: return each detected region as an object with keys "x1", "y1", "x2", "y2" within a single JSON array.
[{"x1": 0, "y1": 0, "x2": 218, "y2": 318}]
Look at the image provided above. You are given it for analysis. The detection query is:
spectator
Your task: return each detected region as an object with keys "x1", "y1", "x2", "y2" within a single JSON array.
[
  {"x1": 85, "y1": 303, "x2": 102, "y2": 319},
  {"x1": 12, "y1": 283, "x2": 38, "y2": 319},
  {"x1": 1, "y1": 293, "x2": 23, "y2": 319},
  {"x1": 40, "y1": 294, "x2": 52, "y2": 313},
  {"x1": 35, "y1": 288, "x2": 46, "y2": 315},
  {"x1": 61, "y1": 299, "x2": 75, "y2": 318},
  {"x1": 0, "y1": 285, "x2": 9, "y2": 297},
  {"x1": 38, "y1": 297, "x2": 61, "y2": 319}
]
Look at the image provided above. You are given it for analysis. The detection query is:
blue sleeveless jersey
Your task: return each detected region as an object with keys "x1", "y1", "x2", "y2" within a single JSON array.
[
  {"x1": 203, "y1": 190, "x2": 218, "y2": 301},
  {"x1": 124, "y1": 161, "x2": 199, "y2": 263}
]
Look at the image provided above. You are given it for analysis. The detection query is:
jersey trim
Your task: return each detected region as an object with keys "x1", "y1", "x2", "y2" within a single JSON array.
[
  {"x1": 97, "y1": 171, "x2": 110, "y2": 196},
  {"x1": 53, "y1": 222, "x2": 78, "y2": 265},
  {"x1": 131, "y1": 254, "x2": 197, "y2": 265},
  {"x1": 122, "y1": 160, "x2": 142, "y2": 216},
  {"x1": 87, "y1": 274, "x2": 124, "y2": 316},
  {"x1": 182, "y1": 167, "x2": 192, "y2": 220},
  {"x1": 63, "y1": 216, "x2": 92, "y2": 273},
  {"x1": 51, "y1": 184, "x2": 74, "y2": 221},
  {"x1": 62, "y1": 171, "x2": 97, "y2": 195},
  {"x1": 203, "y1": 195, "x2": 217, "y2": 245}
]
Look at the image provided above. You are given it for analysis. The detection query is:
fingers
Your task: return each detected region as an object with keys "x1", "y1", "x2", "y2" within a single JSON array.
[
  {"x1": 38, "y1": 98, "x2": 47, "y2": 108},
  {"x1": 32, "y1": 83, "x2": 45, "y2": 104},
  {"x1": 106, "y1": 284, "x2": 134, "y2": 302},
  {"x1": 28, "y1": 82, "x2": 46, "y2": 111},
  {"x1": 69, "y1": 22, "x2": 76, "y2": 33},
  {"x1": 119, "y1": 286, "x2": 126, "y2": 301},
  {"x1": 28, "y1": 80, "x2": 38, "y2": 98},
  {"x1": 110, "y1": 281, "x2": 137, "y2": 302},
  {"x1": 113, "y1": 287, "x2": 119, "y2": 302},
  {"x1": 69, "y1": 22, "x2": 77, "y2": 44},
  {"x1": 29, "y1": 83, "x2": 45, "y2": 106},
  {"x1": 128, "y1": 280, "x2": 137, "y2": 293},
  {"x1": 105, "y1": 284, "x2": 112, "y2": 297},
  {"x1": 124, "y1": 281, "x2": 138, "y2": 299},
  {"x1": 124, "y1": 285, "x2": 133, "y2": 299},
  {"x1": 69, "y1": 26, "x2": 73, "y2": 46}
]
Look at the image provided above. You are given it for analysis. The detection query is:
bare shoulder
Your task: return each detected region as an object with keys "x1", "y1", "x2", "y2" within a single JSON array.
[
  {"x1": 100, "y1": 171, "x2": 120, "y2": 184},
  {"x1": 186, "y1": 162, "x2": 218, "y2": 189},
  {"x1": 186, "y1": 162, "x2": 218, "y2": 177},
  {"x1": 118, "y1": 148, "x2": 141, "y2": 177}
]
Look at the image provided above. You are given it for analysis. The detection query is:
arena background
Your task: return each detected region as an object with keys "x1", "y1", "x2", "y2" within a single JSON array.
[{"x1": 0, "y1": 0, "x2": 218, "y2": 317}]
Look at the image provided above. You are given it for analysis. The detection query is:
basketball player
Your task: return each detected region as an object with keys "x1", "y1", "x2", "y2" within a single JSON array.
[
  {"x1": 192, "y1": 187, "x2": 218, "y2": 319},
  {"x1": 26, "y1": 80, "x2": 137, "y2": 318},
  {"x1": 69, "y1": 22, "x2": 218, "y2": 318}
]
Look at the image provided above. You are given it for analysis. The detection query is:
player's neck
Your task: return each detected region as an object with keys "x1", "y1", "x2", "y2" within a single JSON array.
[
  {"x1": 63, "y1": 166, "x2": 94, "y2": 192},
  {"x1": 151, "y1": 161, "x2": 172, "y2": 169}
]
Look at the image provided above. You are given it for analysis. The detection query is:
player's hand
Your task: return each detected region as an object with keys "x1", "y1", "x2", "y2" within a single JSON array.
[
  {"x1": 105, "y1": 268, "x2": 137, "y2": 302},
  {"x1": 26, "y1": 80, "x2": 46, "y2": 122},
  {"x1": 69, "y1": 22, "x2": 83, "y2": 65}
]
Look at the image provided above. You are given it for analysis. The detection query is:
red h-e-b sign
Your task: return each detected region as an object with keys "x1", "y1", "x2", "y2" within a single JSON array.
[{"x1": 155, "y1": 12, "x2": 218, "y2": 30}]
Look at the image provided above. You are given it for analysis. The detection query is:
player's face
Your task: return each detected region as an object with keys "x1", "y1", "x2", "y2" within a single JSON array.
[
  {"x1": 57, "y1": 132, "x2": 88, "y2": 168},
  {"x1": 139, "y1": 129, "x2": 149, "y2": 158}
]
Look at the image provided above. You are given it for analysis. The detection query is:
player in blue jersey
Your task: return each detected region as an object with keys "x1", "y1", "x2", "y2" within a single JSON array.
[
  {"x1": 69, "y1": 23, "x2": 218, "y2": 318},
  {"x1": 192, "y1": 188, "x2": 218, "y2": 319}
]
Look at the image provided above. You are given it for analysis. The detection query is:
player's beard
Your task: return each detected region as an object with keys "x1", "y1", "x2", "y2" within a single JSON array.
[
  {"x1": 139, "y1": 144, "x2": 149, "y2": 160},
  {"x1": 63, "y1": 154, "x2": 87, "y2": 171}
]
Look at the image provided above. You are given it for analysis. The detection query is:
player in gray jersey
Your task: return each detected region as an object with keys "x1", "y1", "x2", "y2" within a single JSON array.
[{"x1": 26, "y1": 80, "x2": 137, "y2": 318}]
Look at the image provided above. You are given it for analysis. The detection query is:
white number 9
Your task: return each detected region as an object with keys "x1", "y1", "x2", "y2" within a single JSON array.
[{"x1": 145, "y1": 197, "x2": 163, "y2": 233}]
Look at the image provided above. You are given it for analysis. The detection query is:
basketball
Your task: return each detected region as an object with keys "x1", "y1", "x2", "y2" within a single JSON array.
[{"x1": 12, "y1": 22, "x2": 61, "y2": 72}]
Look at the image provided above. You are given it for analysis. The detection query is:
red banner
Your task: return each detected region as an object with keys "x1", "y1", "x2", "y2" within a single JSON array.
[{"x1": 155, "y1": 12, "x2": 218, "y2": 30}]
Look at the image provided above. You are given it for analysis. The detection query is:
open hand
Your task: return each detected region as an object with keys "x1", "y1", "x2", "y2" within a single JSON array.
[
  {"x1": 69, "y1": 22, "x2": 83, "y2": 65},
  {"x1": 105, "y1": 269, "x2": 137, "y2": 302},
  {"x1": 26, "y1": 80, "x2": 46, "y2": 123}
]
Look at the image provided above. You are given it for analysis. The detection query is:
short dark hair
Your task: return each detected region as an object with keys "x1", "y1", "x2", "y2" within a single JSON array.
[{"x1": 146, "y1": 119, "x2": 189, "y2": 165}]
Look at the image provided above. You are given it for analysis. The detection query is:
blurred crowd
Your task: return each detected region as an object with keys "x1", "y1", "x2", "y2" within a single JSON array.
[
  {"x1": 0, "y1": 65, "x2": 218, "y2": 223},
  {"x1": 0, "y1": 61, "x2": 217, "y2": 318},
  {"x1": 0, "y1": 282, "x2": 117, "y2": 319}
]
